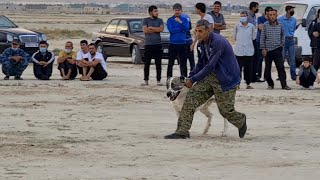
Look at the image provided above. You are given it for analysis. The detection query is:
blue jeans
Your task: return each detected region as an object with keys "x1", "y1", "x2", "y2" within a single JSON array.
[
  {"x1": 282, "y1": 38, "x2": 296, "y2": 80},
  {"x1": 2, "y1": 59, "x2": 28, "y2": 77}
]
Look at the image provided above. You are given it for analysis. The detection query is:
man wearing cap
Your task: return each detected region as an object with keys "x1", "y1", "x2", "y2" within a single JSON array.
[
  {"x1": 207, "y1": 1, "x2": 226, "y2": 34},
  {"x1": 278, "y1": 5, "x2": 297, "y2": 80},
  {"x1": 167, "y1": 3, "x2": 190, "y2": 79},
  {"x1": 164, "y1": 19, "x2": 247, "y2": 139},
  {"x1": 31, "y1": 41, "x2": 55, "y2": 80},
  {"x1": 0, "y1": 38, "x2": 30, "y2": 80}
]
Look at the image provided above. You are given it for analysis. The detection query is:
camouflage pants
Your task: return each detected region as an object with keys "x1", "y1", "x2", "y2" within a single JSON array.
[{"x1": 175, "y1": 73, "x2": 246, "y2": 135}]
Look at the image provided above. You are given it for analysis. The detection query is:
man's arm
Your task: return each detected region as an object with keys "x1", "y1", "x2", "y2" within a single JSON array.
[
  {"x1": 67, "y1": 52, "x2": 77, "y2": 64},
  {"x1": 260, "y1": 23, "x2": 267, "y2": 49},
  {"x1": 20, "y1": 50, "x2": 31, "y2": 62},
  {"x1": 0, "y1": 49, "x2": 11, "y2": 63},
  {"x1": 47, "y1": 52, "x2": 55, "y2": 64},
  {"x1": 280, "y1": 24, "x2": 285, "y2": 46},
  {"x1": 142, "y1": 18, "x2": 155, "y2": 34},
  {"x1": 31, "y1": 52, "x2": 40, "y2": 64},
  {"x1": 149, "y1": 25, "x2": 164, "y2": 33},
  {"x1": 57, "y1": 51, "x2": 67, "y2": 64},
  {"x1": 190, "y1": 40, "x2": 224, "y2": 83}
]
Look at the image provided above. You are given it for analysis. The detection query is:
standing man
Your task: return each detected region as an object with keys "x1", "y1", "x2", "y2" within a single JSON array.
[
  {"x1": 278, "y1": 5, "x2": 297, "y2": 80},
  {"x1": 0, "y1": 38, "x2": 30, "y2": 80},
  {"x1": 311, "y1": 15, "x2": 320, "y2": 71},
  {"x1": 77, "y1": 43, "x2": 107, "y2": 81},
  {"x1": 190, "y1": 3, "x2": 215, "y2": 51},
  {"x1": 167, "y1": 3, "x2": 190, "y2": 79},
  {"x1": 207, "y1": 1, "x2": 226, "y2": 34},
  {"x1": 247, "y1": 2, "x2": 263, "y2": 83},
  {"x1": 308, "y1": 9, "x2": 320, "y2": 61},
  {"x1": 233, "y1": 11, "x2": 255, "y2": 89},
  {"x1": 256, "y1": 6, "x2": 273, "y2": 82},
  {"x1": 141, "y1": 5, "x2": 164, "y2": 86},
  {"x1": 164, "y1": 19, "x2": 247, "y2": 139},
  {"x1": 57, "y1": 41, "x2": 77, "y2": 80},
  {"x1": 32, "y1": 41, "x2": 55, "y2": 80},
  {"x1": 181, "y1": 13, "x2": 195, "y2": 72},
  {"x1": 260, "y1": 9, "x2": 291, "y2": 90},
  {"x1": 76, "y1": 40, "x2": 89, "y2": 77}
]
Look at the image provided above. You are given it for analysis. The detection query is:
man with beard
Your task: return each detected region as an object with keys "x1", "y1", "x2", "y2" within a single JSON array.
[
  {"x1": 77, "y1": 43, "x2": 107, "y2": 81},
  {"x1": 141, "y1": 5, "x2": 164, "y2": 86},
  {"x1": 278, "y1": 5, "x2": 297, "y2": 80}
]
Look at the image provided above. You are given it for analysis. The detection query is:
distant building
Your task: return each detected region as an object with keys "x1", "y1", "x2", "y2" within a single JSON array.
[
  {"x1": 0, "y1": 3, "x2": 26, "y2": 11},
  {"x1": 83, "y1": 6, "x2": 109, "y2": 14}
]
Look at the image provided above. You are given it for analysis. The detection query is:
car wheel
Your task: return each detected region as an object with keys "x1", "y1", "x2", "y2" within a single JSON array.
[
  {"x1": 131, "y1": 45, "x2": 143, "y2": 64},
  {"x1": 97, "y1": 42, "x2": 107, "y2": 59}
]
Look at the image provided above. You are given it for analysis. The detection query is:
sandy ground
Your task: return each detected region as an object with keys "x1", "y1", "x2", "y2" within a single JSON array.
[
  {"x1": 0, "y1": 58, "x2": 320, "y2": 179},
  {"x1": 0, "y1": 12, "x2": 319, "y2": 180}
]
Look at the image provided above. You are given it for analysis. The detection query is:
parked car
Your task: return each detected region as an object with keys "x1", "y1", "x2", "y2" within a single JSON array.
[
  {"x1": 92, "y1": 17, "x2": 170, "y2": 64},
  {"x1": 0, "y1": 15, "x2": 47, "y2": 55}
]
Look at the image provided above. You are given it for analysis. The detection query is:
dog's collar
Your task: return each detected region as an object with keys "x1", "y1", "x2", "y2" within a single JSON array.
[{"x1": 170, "y1": 90, "x2": 181, "y2": 101}]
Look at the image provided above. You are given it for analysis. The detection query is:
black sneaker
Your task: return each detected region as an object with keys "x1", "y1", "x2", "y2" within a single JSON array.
[
  {"x1": 14, "y1": 76, "x2": 23, "y2": 80},
  {"x1": 282, "y1": 85, "x2": 291, "y2": 90},
  {"x1": 267, "y1": 85, "x2": 274, "y2": 90},
  {"x1": 4, "y1": 76, "x2": 9, "y2": 80},
  {"x1": 239, "y1": 116, "x2": 247, "y2": 138},
  {"x1": 164, "y1": 133, "x2": 190, "y2": 139}
]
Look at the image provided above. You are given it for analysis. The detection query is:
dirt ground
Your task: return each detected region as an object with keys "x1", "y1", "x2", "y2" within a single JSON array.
[
  {"x1": 0, "y1": 59, "x2": 319, "y2": 179},
  {"x1": 0, "y1": 12, "x2": 320, "y2": 180}
]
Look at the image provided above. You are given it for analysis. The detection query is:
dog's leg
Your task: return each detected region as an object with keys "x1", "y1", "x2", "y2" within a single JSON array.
[
  {"x1": 200, "y1": 107, "x2": 212, "y2": 134},
  {"x1": 221, "y1": 118, "x2": 229, "y2": 137}
]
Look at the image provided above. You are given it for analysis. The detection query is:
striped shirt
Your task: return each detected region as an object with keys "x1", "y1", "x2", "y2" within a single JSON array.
[{"x1": 260, "y1": 20, "x2": 285, "y2": 52}]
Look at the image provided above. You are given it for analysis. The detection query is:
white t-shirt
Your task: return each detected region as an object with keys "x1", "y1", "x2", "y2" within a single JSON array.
[
  {"x1": 202, "y1": 14, "x2": 214, "y2": 24},
  {"x1": 83, "y1": 52, "x2": 107, "y2": 72},
  {"x1": 76, "y1": 50, "x2": 87, "y2": 61}
]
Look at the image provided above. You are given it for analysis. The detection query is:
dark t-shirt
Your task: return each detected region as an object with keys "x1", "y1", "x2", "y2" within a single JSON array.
[
  {"x1": 142, "y1": 17, "x2": 164, "y2": 45},
  {"x1": 207, "y1": 11, "x2": 225, "y2": 34}
]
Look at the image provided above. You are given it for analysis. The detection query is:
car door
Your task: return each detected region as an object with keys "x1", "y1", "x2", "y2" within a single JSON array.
[
  {"x1": 99, "y1": 19, "x2": 119, "y2": 56},
  {"x1": 113, "y1": 19, "x2": 131, "y2": 56}
]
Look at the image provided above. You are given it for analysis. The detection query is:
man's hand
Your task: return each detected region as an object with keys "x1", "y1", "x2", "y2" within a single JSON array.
[
  {"x1": 39, "y1": 61, "x2": 45, "y2": 65},
  {"x1": 185, "y1": 78, "x2": 193, "y2": 88},
  {"x1": 215, "y1": 22, "x2": 222, "y2": 26},
  {"x1": 262, "y1": 49, "x2": 267, "y2": 57},
  {"x1": 43, "y1": 62, "x2": 49, "y2": 67},
  {"x1": 258, "y1": 24, "x2": 264, "y2": 30},
  {"x1": 313, "y1": 32, "x2": 319, "y2": 38},
  {"x1": 317, "y1": 74, "x2": 320, "y2": 84},
  {"x1": 148, "y1": 27, "x2": 156, "y2": 32},
  {"x1": 174, "y1": 17, "x2": 182, "y2": 24},
  {"x1": 296, "y1": 78, "x2": 300, "y2": 85}
]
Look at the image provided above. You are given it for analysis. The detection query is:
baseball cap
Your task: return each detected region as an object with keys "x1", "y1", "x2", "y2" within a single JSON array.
[
  {"x1": 285, "y1": 5, "x2": 295, "y2": 11},
  {"x1": 11, "y1": 37, "x2": 19, "y2": 45},
  {"x1": 173, "y1": 3, "x2": 182, "y2": 10}
]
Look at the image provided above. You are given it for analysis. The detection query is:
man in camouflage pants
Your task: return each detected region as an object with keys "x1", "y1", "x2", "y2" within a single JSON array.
[{"x1": 165, "y1": 19, "x2": 247, "y2": 139}]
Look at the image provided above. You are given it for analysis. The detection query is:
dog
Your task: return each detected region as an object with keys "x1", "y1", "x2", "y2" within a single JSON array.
[{"x1": 166, "y1": 77, "x2": 228, "y2": 136}]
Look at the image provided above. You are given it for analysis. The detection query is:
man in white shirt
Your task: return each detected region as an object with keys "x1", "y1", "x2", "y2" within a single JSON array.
[
  {"x1": 76, "y1": 40, "x2": 89, "y2": 75},
  {"x1": 233, "y1": 11, "x2": 255, "y2": 89},
  {"x1": 190, "y1": 3, "x2": 215, "y2": 51},
  {"x1": 77, "y1": 43, "x2": 107, "y2": 81}
]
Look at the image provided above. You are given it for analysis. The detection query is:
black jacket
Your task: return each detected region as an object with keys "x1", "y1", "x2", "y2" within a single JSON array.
[
  {"x1": 310, "y1": 20, "x2": 320, "y2": 49},
  {"x1": 308, "y1": 18, "x2": 320, "y2": 48}
]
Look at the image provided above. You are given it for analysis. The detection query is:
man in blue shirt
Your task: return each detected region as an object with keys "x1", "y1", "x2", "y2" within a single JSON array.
[
  {"x1": 167, "y1": 3, "x2": 190, "y2": 79},
  {"x1": 0, "y1": 38, "x2": 30, "y2": 80},
  {"x1": 256, "y1": 6, "x2": 272, "y2": 81},
  {"x1": 164, "y1": 19, "x2": 247, "y2": 139},
  {"x1": 278, "y1": 5, "x2": 297, "y2": 80}
]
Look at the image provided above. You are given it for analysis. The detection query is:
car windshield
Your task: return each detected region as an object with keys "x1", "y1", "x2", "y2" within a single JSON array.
[
  {"x1": 128, "y1": 19, "x2": 169, "y2": 33},
  {"x1": 278, "y1": 3, "x2": 308, "y2": 21},
  {"x1": 0, "y1": 16, "x2": 18, "y2": 28}
]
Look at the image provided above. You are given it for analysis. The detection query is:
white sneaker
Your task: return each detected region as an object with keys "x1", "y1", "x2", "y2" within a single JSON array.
[
  {"x1": 140, "y1": 81, "x2": 149, "y2": 86},
  {"x1": 300, "y1": 86, "x2": 306, "y2": 90},
  {"x1": 309, "y1": 86, "x2": 315, "y2": 90},
  {"x1": 157, "y1": 81, "x2": 163, "y2": 86}
]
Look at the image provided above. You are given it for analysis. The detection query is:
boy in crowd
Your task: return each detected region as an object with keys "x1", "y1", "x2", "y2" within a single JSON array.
[
  {"x1": 78, "y1": 43, "x2": 107, "y2": 81},
  {"x1": 31, "y1": 41, "x2": 55, "y2": 80},
  {"x1": 296, "y1": 57, "x2": 320, "y2": 89},
  {"x1": 57, "y1": 41, "x2": 77, "y2": 80},
  {"x1": 76, "y1": 40, "x2": 89, "y2": 75}
]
